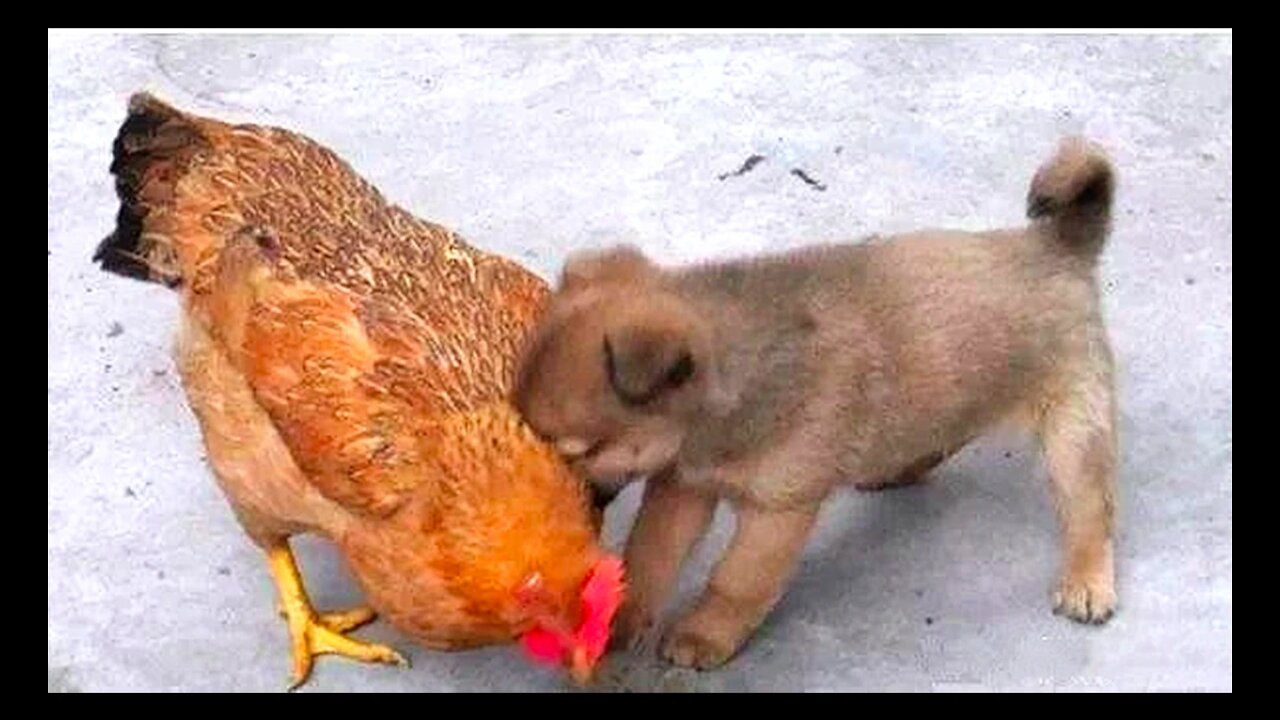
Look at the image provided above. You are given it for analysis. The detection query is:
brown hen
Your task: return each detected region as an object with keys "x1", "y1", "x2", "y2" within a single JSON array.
[{"x1": 92, "y1": 93, "x2": 622, "y2": 689}]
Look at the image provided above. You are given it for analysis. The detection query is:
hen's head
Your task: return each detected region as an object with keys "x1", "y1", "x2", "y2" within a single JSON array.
[
  {"x1": 428, "y1": 404, "x2": 624, "y2": 683},
  {"x1": 517, "y1": 555, "x2": 625, "y2": 683}
]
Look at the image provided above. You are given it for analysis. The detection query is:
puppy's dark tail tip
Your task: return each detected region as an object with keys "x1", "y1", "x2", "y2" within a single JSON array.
[{"x1": 1026, "y1": 136, "x2": 1116, "y2": 258}]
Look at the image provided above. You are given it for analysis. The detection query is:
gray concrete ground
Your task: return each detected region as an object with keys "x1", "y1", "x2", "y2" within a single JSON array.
[{"x1": 48, "y1": 33, "x2": 1231, "y2": 692}]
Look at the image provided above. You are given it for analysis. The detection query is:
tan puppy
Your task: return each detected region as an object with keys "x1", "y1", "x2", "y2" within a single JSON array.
[{"x1": 514, "y1": 138, "x2": 1120, "y2": 670}]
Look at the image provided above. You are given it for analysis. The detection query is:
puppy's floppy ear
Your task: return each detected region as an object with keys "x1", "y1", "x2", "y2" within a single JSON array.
[
  {"x1": 603, "y1": 317, "x2": 697, "y2": 407},
  {"x1": 560, "y1": 245, "x2": 654, "y2": 292}
]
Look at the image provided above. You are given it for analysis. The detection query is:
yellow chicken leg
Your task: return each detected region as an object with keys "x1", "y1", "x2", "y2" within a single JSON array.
[{"x1": 265, "y1": 543, "x2": 408, "y2": 689}]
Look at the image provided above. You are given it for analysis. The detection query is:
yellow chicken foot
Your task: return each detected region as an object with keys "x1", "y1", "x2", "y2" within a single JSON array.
[
  {"x1": 274, "y1": 601, "x2": 379, "y2": 632},
  {"x1": 265, "y1": 543, "x2": 409, "y2": 689}
]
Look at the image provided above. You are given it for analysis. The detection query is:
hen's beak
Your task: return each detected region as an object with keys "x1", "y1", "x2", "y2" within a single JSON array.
[{"x1": 569, "y1": 646, "x2": 593, "y2": 686}]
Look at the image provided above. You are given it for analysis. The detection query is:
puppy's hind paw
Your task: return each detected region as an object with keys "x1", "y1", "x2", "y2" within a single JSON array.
[{"x1": 1053, "y1": 575, "x2": 1117, "y2": 625}]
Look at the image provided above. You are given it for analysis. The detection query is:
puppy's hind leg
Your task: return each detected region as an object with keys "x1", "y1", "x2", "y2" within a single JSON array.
[{"x1": 1036, "y1": 368, "x2": 1118, "y2": 625}]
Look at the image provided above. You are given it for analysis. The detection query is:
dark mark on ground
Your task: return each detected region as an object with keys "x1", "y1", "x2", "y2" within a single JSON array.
[
  {"x1": 1185, "y1": 277, "x2": 1197, "y2": 286},
  {"x1": 925, "y1": 617, "x2": 935, "y2": 626},
  {"x1": 834, "y1": 145, "x2": 844, "y2": 155},
  {"x1": 48, "y1": 666, "x2": 81, "y2": 694},
  {"x1": 791, "y1": 168, "x2": 827, "y2": 191},
  {"x1": 218, "y1": 566, "x2": 231, "y2": 576},
  {"x1": 717, "y1": 154, "x2": 766, "y2": 181},
  {"x1": 107, "y1": 321, "x2": 124, "y2": 338},
  {"x1": 157, "y1": 570, "x2": 166, "y2": 579},
  {"x1": 125, "y1": 486, "x2": 136, "y2": 498},
  {"x1": 1004, "y1": 451, "x2": 1013, "y2": 459},
  {"x1": 153, "y1": 368, "x2": 167, "y2": 377}
]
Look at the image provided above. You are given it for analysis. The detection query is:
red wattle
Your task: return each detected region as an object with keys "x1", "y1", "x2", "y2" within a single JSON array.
[{"x1": 520, "y1": 627, "x2": 565, "y2": 664}]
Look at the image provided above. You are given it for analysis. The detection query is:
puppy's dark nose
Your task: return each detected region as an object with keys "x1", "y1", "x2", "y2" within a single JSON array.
[{"x1": 590, "y1": 484, "x2": 619, "y2": 511}]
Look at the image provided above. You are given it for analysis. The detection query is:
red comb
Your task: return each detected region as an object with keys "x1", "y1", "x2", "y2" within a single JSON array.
[{"x1": 576, "y1": 555, "x2": 626, "y2": 664}]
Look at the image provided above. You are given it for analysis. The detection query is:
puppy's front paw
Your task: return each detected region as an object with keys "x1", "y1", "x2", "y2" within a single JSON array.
[
  {"x1": 1053, "y1": 574, "x2": 1116, "y2": 625},
  {"x1": 611, "y1": 603, "x2": 659, "y2": 655},
  {"x1": 661, "y1": 624, "x2": 737, "y2": 670},
  {"x1": 659, "y1": 595, "x2": 751, "y2": 670}
]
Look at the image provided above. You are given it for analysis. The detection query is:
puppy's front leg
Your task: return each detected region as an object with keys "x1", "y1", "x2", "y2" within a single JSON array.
[
  {"x1": 662, "y1": 502, "x2": 819, "y2": 670},
  {"x1": 614, "y1": 469, "x2": 718, "y2": 652}
]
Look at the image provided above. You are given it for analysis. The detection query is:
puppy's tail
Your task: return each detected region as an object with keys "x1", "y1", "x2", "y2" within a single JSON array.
[{"x1": 1026, "y1": 137, "x2": 1116, "y2": 260}]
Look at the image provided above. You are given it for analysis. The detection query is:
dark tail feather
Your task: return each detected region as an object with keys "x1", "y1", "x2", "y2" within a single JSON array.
[
  {"x1": 92, "y1": 93, "x2": 207, "y2": 287},
  {"x1": 1026, "y1": 137, "x2": 1116, "y2": 259}
]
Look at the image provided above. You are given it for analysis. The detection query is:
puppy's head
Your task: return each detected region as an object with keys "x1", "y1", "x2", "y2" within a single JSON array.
[{"x1": 515, "y1": 246, "x2": 716, "y2": 509}]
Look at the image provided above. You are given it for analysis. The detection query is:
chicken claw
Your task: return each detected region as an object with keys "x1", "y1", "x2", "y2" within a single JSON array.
[{"x1": 265, "y1": 543, "x2": 409, "y2": 689}]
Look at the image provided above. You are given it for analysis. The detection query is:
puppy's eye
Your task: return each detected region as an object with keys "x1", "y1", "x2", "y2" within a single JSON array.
[
  {"x1": 603, "y1": 336, "x2": 695, "y2": 407},
  {"x1": 664, "y1": 353, "x2": 695, "y2": 388}
]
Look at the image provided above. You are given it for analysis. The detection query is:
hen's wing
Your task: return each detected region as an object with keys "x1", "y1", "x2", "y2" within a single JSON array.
[{"x1": 100, "y1": 93, "x2": 551, "y2": 518}]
